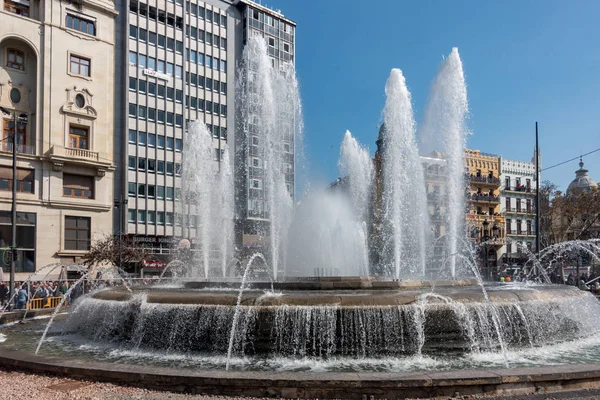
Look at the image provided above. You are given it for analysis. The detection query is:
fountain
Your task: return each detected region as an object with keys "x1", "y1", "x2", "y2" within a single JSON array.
[{"x1": 3, "y1": 44, "x2": 600, "y2": 399}]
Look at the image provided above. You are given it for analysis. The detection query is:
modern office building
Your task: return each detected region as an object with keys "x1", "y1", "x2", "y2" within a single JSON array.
[
  {"x1": 0, "y1": 0, "x2": 117, "y2": 278},
  {"x1": 114, "y1": 0, "x2": 296, "y2": 270},
  {"x1": 499, "y1": 156, "x2": 538, "y2": 267}
]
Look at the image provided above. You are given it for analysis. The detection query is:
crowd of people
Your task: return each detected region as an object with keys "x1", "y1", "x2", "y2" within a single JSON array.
[
  {"x1": 498, "y1": 270, "x2": 600, "y2": 293},
  {"x1": 0, "y1": 278, "x2": 139, "y2": 310}
]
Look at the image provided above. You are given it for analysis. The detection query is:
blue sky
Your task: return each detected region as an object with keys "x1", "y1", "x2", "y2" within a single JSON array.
[{"x1": 266, "y1": 0, "x2": 600, "y2": 191}]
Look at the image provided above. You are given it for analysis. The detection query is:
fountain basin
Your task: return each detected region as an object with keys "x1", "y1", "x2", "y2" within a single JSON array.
[{"x1": 66, "y1": 280, "x2": 598, "y2": 358}]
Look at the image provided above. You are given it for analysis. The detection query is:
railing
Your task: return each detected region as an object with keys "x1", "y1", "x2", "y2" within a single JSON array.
[
  {"x1": 507, "y1": 230, "x2": 536, "y2": 236},
  {"x1": 65, "y1": 147, "x2": 99, "y2": 161},
  {"x1": 468, "y1": 175, "x2": 501, "y2": 185},
  {"x1": 503, "y1": 186, "x2": 535, "y2": 194},
  {"x1": 1, "y1": 143, "x2": 35, "y2": 155},
  {"x1": 505, "y1": 207, "x2": 535, "y2": 214},
  {"x1": 470, "y1": 194, "x2": 500, "y2": 203},
  {"x1": 49, "y1": 145, "x2": 100, "y2": 162},
  {"x1": 26, "y1": 296, "x2": 66, "y2": 309}
]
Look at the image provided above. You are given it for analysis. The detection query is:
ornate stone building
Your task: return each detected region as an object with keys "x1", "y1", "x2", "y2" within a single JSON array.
[{"x1": 0, "y1": 0, "x2": 117, "y2": 278}]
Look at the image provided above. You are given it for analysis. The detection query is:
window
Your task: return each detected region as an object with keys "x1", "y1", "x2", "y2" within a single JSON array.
[
  {"x1": 129, "y1": 51, "x2": 137, "y2": 65},
  {"x1": 157, "y1": 136, "x2": 165, "y2": 148},
  {"x1": 128, "y1": 182, "x2": 136, "y2": 196},
  {"x1": 138, "y1": 105, "x2": 147, "y2": 119},
  {"x1": 206, "y1": 56, "x2": 212, "y2": 69},
  {"x1": 138, "y1": 183, "x2": 146, "y2": 196},
  {"x1": 149, "y1": 32, "x2": 157, "y2": 45},
  {"x1": 175, "y1": 163, "x2": 181, "y2": 176},
  {"x1": 175, "y1": 139, "x2": 183, "y2": 151},
  {"x1": 70, "y1": 54, "x2": 91, "y2": 77},
  {"x1": 128, "y1": 209, "x2": 136, "y2": 223},
  {"x1": 138, "y1": 80, "x2": 146, "y2": 93},
  {"x1": 157, "y1": 110, "x2": 165, "y2": 123},
  {"x1": 221, "y1": 104, "x2": 227, "y2": 117},
  {"x1": 157, "y1": 84, "x2": 166, "y2": 98},
  {"x1": 158, "y1": 34, "x2": 166, "y2": 48},
  {"x1": 148, "y1": 211, "x2": 156, "y2": 224},
  {"x1": 128, "y1": 130, "x2": 136, "y2": 143},
  {"x1": 206, "y1": 78, "x2": 213, "y2": 91},
  {"x1": 166, "y1": 212, "x2": 174, "y2": 226},
  {"x1": 129, "y1": 77, "x2": 137, "y2": 91},
  {"x1": 166, "y1": 187, "x2": 174, "y2": 199},
  {"x1": 157, "y1": 160, "x2": 165, "y2": 174},
  {"x1": 148, "y1": 108, "x2": 156, "y2": 121},
  {"x1": 138, "y1": 157, "x2": 146, "y2": 170},
  {"x1": 167, "y1": 137, "x2": 174, "y2": 150},
  {"x1": 66, "y1": 14, "x2": 96, "y2": 36},
  {"x1": 167, "y1": 87, "x2": 174, "y2": 100},
  {"x1": 167, "y1": 112, "x2": 174, "y2": 125},
  {"x1": 206, "y1": 9, "x2": 212, "y2": 23},
  {"x1": 157, "y1": 211, "x2": 165, "y2": 225},
  {"x1": 505, "y1": 197, "x2": 510, "y2": 211},
  {"x1": 64, "y1": 216, "x2": 91, "y2": 251},
  {"x1": 176, "y1": 40, "x2": 183, "y2": 53},
  {"x1": 147, "y1": 185, "x2": 155, "y2": 198},
  {"x1": 63, "y1": 174, "x2": 94, "y2": 199},
  {"x1": 206, "y1": 33, "x2": 213, "y2": 46},
  {"x1": 148, "y1": 134, "x2": 156, "y2": 147},
  {"x1": 221, "y1": 82, "x2": 227, "y2": 94},
  {"x1": 157, "y1": 186, "x2": 165, "y2": 199},
  {"x1": 4, "y1": 0, "x2": 29, "y2": 17},
  {"x1": 2, "y1": 118, "x2": 26, "y2": 152},
  {"x1": 128, "y1": 156, "x2": 136, "y2": 169},
  {"x1": 166, "y1": 162, "x2": 174, "y2": 175},
  {"x1": 0, "y1": 167, "x2": 34, "y2": 194},
  {"x1": 128, "y1": 103, "x2": 137, "y2": 117},
  {"x1": 69, "y1": 125, "x2": 89, "y2": 149},
  {"x1": 175, "y1": 114, "x2": 183, "y2": 127},
  {"x1": 148, "y1": 82, "x2": 156, "y2": 96},
  {"x1": 221, "y1": 14, "x2": 227, "y2": 27},
  {"x1": 6, "y1": 48, "x2": 25, "y2": 71},
  {"x1": 139, "y1": 132, "x2": 146, "y2": 145},
  {"x1": 148, "y1": 159, "x2": 156, "y2": 172},
  {"x1": 138, "y1": 210, "x2": 146, "y2": 223},
  {"x1": 175, "y1": 89, "x2": 183, "y2": 102},
  {"x1": 221, "y1": 60, "x2": 226, "y2": 72},
  {"x1": 138, "y1": 54, "x2": 147, "y2": 68}
]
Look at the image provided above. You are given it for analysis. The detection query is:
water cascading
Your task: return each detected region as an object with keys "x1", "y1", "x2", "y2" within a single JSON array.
[
  {"x1": 237, "y1": 36, "x2": 301, "y2": 280},
  {"x1": 419, "y1": 48, "x2": 469, "y2": 278},
  {"x1": 381, "y1": 69, "x2": 430, "y2": 279},
  {"x1": 182, "y1": 120, "x2": 233, "y2": 278}
]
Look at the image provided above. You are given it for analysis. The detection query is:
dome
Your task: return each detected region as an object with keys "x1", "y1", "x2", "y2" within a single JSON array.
[{"x1": 567, "y1": 158, "x2": 597, "y2": 196}]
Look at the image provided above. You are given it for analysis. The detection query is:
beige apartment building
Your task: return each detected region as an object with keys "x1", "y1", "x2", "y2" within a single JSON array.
[{"x1": 0, "y1": 0, "x2": 117, "y2": 278}]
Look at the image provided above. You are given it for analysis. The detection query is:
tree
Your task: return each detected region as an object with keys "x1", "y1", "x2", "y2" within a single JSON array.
[
  {"x1": 543, "y1": 185, "x2": 600, "y2": 244},
  {"x1": 82, "y1": 234, "x2": 149, "y2": 269}
]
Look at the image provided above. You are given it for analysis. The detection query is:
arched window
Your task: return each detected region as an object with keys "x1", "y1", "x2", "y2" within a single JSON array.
[{"x1": 6, "y1": 48, "x2": 25, "y2": 71}]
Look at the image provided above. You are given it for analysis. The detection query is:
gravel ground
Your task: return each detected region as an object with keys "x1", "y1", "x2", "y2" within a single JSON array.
[
  {"x1": 4, "y1": 368, "x2": 600, "y2": 400},
  {"x1": 0, "y1": 369, "x2": 264, "y2": 400}
]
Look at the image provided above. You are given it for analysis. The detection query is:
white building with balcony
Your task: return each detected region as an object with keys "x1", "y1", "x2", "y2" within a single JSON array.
[{"x1": 499, "y1": 154, "x2": 539, "y2": 268}]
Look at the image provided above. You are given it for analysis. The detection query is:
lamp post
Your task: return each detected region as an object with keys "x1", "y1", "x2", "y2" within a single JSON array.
[
  {"x1": 0, "y1": 107, "x2": 28, "y2": 310},
  {"x1": 482, "y1": 219, "x2": 490, "y2": 280}
]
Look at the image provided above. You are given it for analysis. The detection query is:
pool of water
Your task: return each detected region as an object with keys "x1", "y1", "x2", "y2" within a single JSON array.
[{"x1": 3, "y1": 315, "x2": 600, "y2": 373}]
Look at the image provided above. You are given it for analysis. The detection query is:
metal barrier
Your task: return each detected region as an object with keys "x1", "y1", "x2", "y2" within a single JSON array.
[{"x1": 26, "y1": 297, "x2": 65, "y2": 310}]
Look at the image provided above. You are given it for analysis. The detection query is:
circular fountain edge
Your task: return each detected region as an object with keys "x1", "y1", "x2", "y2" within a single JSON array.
[{"x1": 2, "y1": 347, "x2": 600, "y2": 399}]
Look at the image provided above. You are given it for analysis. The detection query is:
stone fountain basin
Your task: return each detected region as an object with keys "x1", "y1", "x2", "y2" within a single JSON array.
[{"x1": 92, "y1": 278, "x2": 584, "y2": 307}]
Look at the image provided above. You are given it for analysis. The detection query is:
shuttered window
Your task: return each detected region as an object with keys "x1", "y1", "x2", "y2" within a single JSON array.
[
  {"x1": 63, "y1": 174, "x2": 94, "y2": 199},
  {"x1": 64, "y1": 216, "x2": 90, "y2": 251},
  {"x1": 0, "y1": 166, "x2": 34, "y2": 193}
]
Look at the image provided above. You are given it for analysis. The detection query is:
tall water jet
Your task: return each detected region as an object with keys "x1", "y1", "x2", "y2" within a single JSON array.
[
  {"x1": 381, "y1": 69, "x2": 429, "y2": 278},
  {"x1": 182, "y1": 120, "x2": 233, "y2": 278},
  {"x1": 419, "y1": 48, "x2": 469, "y2": 278},
  {"x1": 236, "y1": 36, "x2": 300, "y2": 279},
  {"x1": 339, "y1": 130, "x2": 374, "y2": 221}
]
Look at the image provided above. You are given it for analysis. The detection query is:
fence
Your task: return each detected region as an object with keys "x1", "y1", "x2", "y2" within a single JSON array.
[{"x1": 26, "y1": 296, "x2": 65, "y2": 309}]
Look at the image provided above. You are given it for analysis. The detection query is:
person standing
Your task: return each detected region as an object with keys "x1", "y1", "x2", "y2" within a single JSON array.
[{"x1": 15, "y1": 284, "x2": 28, "y2": 310}]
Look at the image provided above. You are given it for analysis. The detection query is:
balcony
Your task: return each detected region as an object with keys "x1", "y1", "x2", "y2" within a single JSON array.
[
  {"x1": 467, "y1": 213, "x2": 505, "y2": 224},
  {"x1": 503, "y1": 186, "x2": 535, "y2": 195},
  {"x1": 47, "y1": 145, "x2": 114, "y2": 176},
  {"x1": 468, "y1": 174, "x2": 501, "y2": 186},
  {"x1": 470, "y1": 193, "x2": 500, "y2": 204},
  {"x1": 507, "y1": 230, "x2": 536, "y2": 237},
  {"x1": 505, "y1": 207, "x2": 535, "y2": 215},
  {"x1": 0, "y1": 143, "x2": 35, "y2": 156}
]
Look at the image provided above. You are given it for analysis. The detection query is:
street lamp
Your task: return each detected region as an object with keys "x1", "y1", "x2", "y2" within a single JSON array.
[{"x1": 0, "y1": 107, "x2": 28, "y2": 310}]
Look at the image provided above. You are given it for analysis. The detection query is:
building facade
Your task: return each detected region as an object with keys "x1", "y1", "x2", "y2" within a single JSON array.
[
  {"x1": 499, "y1": 156, "x2": 538, "y2": 267},
  {"x1": 1, "y1": 0, "x2": 117, "y2": 278},
  {"x1": 114, "y1": 0, "x2": 296, "y2": 271},
  {"x1": 464, "y1": 149, "x2": 505, "y2": 278}
]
